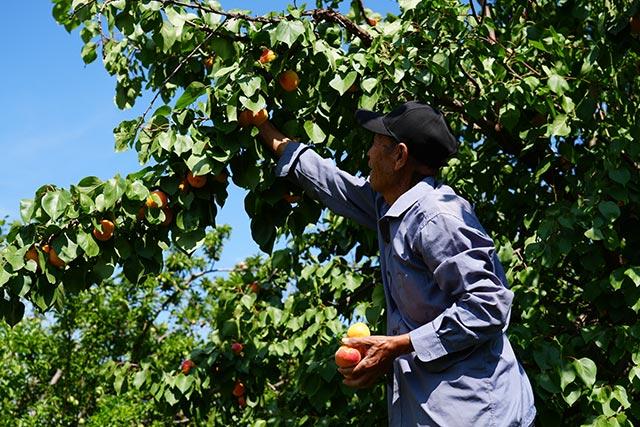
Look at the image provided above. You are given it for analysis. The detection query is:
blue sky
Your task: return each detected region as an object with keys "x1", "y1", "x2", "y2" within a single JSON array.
[{"x1": 0, "y1": 1, "x2": 398, "y2": 269}]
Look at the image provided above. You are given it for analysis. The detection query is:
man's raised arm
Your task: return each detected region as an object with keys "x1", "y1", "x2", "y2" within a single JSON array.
[{"x1": 256, "y1": 120, "x2": 290, "y2": 157}]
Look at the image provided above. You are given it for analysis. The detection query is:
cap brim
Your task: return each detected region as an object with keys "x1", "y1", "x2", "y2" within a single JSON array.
[{"x1": 355, "y1": 109, "x2": 392, "y2": 136}]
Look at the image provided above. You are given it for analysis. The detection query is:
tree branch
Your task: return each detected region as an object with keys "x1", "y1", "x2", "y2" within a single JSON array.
[
  {"x1": 162, "y1": 0, "x2": 373, "y2": 47},
  {"x1": 308, "y1": 9, "x2": 372, "y2": 47},
  {"x1": 469, "y1": 0, "x2": 479, "y2": 24},
  {"x1": 458, "y1": 62, "x2": 482, "y2": 97}
]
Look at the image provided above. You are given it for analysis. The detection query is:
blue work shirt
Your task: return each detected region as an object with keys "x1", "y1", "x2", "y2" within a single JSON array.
[{"x1": 276, "y1": 142, "x2": 536, "y2": 426}]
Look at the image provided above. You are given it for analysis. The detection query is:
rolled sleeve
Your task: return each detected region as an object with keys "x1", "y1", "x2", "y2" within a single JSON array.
[
  {"x1": 275, "y1": 141, "x2": 309, "y2": 178},
  {"x1": 409, "y1": 321, "x2": 448, "y2": 362},
  {"x1": 275, "y1": 141, "x2": 378, "y2": 230},
  {"x1": 411, "y1": 213, "x2": 514, "y2": 363}
]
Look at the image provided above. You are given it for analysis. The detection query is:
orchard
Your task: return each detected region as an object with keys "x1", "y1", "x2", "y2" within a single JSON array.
[{"x1": 1, "y1": 0, "x2": 640, "y2": 425}]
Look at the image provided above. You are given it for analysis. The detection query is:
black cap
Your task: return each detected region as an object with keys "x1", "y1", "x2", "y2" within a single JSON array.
[{"x1": 355, "y1": 101, "x2": 458, "y2": 168}]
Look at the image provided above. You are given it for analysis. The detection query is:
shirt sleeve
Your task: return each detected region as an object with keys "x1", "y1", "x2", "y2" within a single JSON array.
[
  {"x1": 275, "y1": 141, "x2": 378, "y2": 230},
  {"x1": 408, "y1": 213, "x2": 514, "y2": 363}
]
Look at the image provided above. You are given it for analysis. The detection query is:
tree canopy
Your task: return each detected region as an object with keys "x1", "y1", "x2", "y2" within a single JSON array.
[{"x1": 1, "y1": 0, "x2": 639, "y2": 425}]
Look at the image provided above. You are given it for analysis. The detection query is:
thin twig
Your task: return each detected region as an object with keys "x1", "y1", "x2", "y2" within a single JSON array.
[
  {"x1": 163, "y1": 0, "x2": 276, "y2": 23},
  {"x1": 458, "y1": 62, "x2": 481, "y2": 97},
  {"x1": 469, "y1": 0, "x2": 479, "y2": 24},
  {"x1": 138, "y1": 30, "x2": 216, "y2": 130}
]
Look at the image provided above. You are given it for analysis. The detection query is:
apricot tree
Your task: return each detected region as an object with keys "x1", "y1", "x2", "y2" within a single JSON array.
[{"x1": 1, "y1": 0, "x2": 640, "y2": 425}]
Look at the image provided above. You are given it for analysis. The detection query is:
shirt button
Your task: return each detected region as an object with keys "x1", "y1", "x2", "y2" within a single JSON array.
[{"x1": 392, "y1": 328, "x2": 398, "y2": 335}]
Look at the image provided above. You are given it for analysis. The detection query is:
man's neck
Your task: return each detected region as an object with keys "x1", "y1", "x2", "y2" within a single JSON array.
[{"x1": 383, "y1": 174, "x2": 419, "y2": 205}]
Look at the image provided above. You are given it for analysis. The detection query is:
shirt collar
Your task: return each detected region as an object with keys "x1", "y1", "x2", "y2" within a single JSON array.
[{"x1": 382, "y1": 176, "x2": 436, "y2": 219}]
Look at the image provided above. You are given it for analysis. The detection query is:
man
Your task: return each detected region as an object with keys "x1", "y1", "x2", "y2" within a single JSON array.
[{"x1": 257, "y1": 101, "x2": 536, "y2": 426}]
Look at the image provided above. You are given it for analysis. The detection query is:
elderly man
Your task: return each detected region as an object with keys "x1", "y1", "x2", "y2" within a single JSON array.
[{"x1": 257, "y1": 101, "x2": 536, "y2": 426}]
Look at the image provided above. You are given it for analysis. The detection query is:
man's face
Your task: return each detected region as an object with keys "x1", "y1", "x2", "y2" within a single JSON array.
[{"x1": 367, "y1": 134, "x2": 398, "y2": 193}]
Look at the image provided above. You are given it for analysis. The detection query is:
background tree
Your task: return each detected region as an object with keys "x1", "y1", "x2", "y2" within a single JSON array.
[{"x1": 1, "y1": 0, "x2": 639, "y2": 425}]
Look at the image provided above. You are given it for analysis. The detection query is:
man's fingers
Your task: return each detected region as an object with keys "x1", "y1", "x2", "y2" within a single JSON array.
[{"x1": 337, "y1": 366, "x2": 355, "y2": 377}]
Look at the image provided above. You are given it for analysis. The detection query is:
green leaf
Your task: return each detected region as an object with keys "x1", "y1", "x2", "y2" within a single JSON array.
[
  {"x1": 125, "y1": 180, "x2": 149, "y2": 201},
  {"x1": 103, "y1": 177, "x2": 126, "y2": 208},
  {"x1": 329, "y1": 71, "x2": 357, "y2": 95},
  {"x1": 80, "y1": 41, "x2": 97, "y2": 64},
  {"x1": 572, "y1": 357, "x2": 597, "y2": 387},
  {"x1": 271, "y1": 20, "x2": 305, "y2": 47},
  {"x1": 559, "y1": 363, "x2": 576, "y2": 390},
  {"x1": 584, "y1": 227, "x2": 604, "y2": 241},
  {"x1": 303, "y1": 121, "x2": 326, "y2": 143},
  {"x1": 160, "y1": 21, "x2": 178, "y2": 52},
  {"x1": 133, "y1": 370, "x2": 147, "y2": 389},
  {"x1": 77, "y1": 230, "x2": 100, "y2": 258},
  {"x1": 164, "y1": 389, "x2": 178, "y2": 406},
  {"x1": 534, "y1": 161, "x2": 551, "y2": 182},
  {"x1": 241, "y1": 293, "x2": 256, "y2": 310},
  {"x1": 398, "y1": 0, "x2": 421, "y2": 10},
  {"x1": 608, "y1": 168, "x2": 630, "y2": 185},
  {"x1": 175, "y1": 82, "x2": 206, "y2": 109},
  {"x1": 546, "y1": 114, "x2": 571, "y2": 137},
  {"x1": 174, "y1": 229, "x2": 206, "y2": 253},
  {"x1": 0, "y1": 296, "x2": 25, "y2": 327},
  {"x1": 563, "y1": 389, "x2": 581, "y2": 406},
  {"x1": 20, "y1": 199, "x2": 35, "y2": 223},
  {"x1": 361, "y1": 77, "x2": 377, "y2": 93},
  {"x1": 239, "y1": 76, "x2": 263, "y2": 98},
  {"x1": 41, "y1": 190, "x2": 71, "y2": 221},
  {"x1": 251, "y1": 216, "x2": 275, "y2": 253},
  {"x1": 624, "y1": 267, "x2": 640, "y2": 286},
  {"x1": 598, "y1": 201, "x2": 620, "y2": 221},
  {"x1": 114, "y1": 119, "x2": 139, "y2": 152},
  {"x1": 548, "y1": 73, "x2": 569, "y2": 95},
  {"x1": 500, "y1": 104, "x2": 520, "y2": 131},
  {"x1": 175, "y1": 375, "x2": 194, "y2": 394},
  {"x1": 76, "y1": 176, "x2": 103, "y2": 194}
]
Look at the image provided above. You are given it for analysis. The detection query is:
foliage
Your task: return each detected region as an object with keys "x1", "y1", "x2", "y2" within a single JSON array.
[
  {"x1": 1, "y1": 0, "x2": 639, "y2": 424},
  {"x1": 0, "y1": 227, "x2": 384, "y2": 425}
]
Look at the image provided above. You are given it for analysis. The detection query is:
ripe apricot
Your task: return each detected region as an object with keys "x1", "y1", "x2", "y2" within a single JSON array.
[
  {"x1": 237, "y1": 395, "x2": 246, "y2": 408},
  {"x1": 347, "y1": 322, "x2": 370, "y2": 338},
  {"x1": 43, "y1": 244, "x2": 65, "y2": 269},
  {"x1": 279, "y1": 70, "x2": 300, "y2": 92},
  {"x1": 335, "y1": 346, "x2": 361, "y2": 368},
  {"x1": 366, "y1": 17, "x2": 378, "y2": 26},
  {"x1": 25, "y1": 247, "x2": 39, "y2": 263},
  {"x1": 146, "y1": 190, "x2": 168, "y2": 209},
  {"x1": 181, "y1": 359, "x2": 195, "y2": 375},
  {"x1": 203, "y1": 56, "x2": 214, "y2": 68},
  {"x1": 93, "y1": 219, "x2": 115, "y2": 242},
  {"x1": 258, "y1": 48, "x2": 276, "y2": 64},
  {"x1": 214, "y1": 170, "x2": 229, "y2": 183},
  {"x1": 231, "y1": 342, "x2": 244, "y2": 354},
  {"x1": 248, "y1": 281, "x2": 260, "y2": 294},
  {"x1": 232, "y1": 381, "x2": 245, "y2": 397},
  {"x1": 161, "y1": 207, "x2": 174, "y2": 227},
  {"x1": 187, "y1": 171, "x2": 207, "y2": 189}
]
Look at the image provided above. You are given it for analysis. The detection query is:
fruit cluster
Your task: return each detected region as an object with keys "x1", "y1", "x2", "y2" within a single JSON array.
[{"x1": 334, "y1": 322, "x2": 370, "y2": 368}]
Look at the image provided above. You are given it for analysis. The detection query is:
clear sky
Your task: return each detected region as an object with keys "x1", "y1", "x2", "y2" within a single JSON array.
[{"x1": 0, "y1": 1, "x2": 398, "y2": 269}]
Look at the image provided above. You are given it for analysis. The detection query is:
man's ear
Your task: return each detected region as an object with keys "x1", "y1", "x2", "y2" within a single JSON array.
[{"x1": 394, "y1": 142, "x2": 410, "y2": 170}]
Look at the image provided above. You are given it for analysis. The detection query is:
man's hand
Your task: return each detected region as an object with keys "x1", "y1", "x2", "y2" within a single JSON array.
[
  {"x1": 338, "y1": 334, "x2": 413, "y2": 389},
  {"x1": 256, "y1": 119, "x2": 290, "y2": 157}
]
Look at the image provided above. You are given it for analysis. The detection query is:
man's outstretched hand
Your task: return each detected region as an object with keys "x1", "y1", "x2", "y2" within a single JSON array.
[{"x1": 338, "y1": 334, "x2": 413, "y2": 389}]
